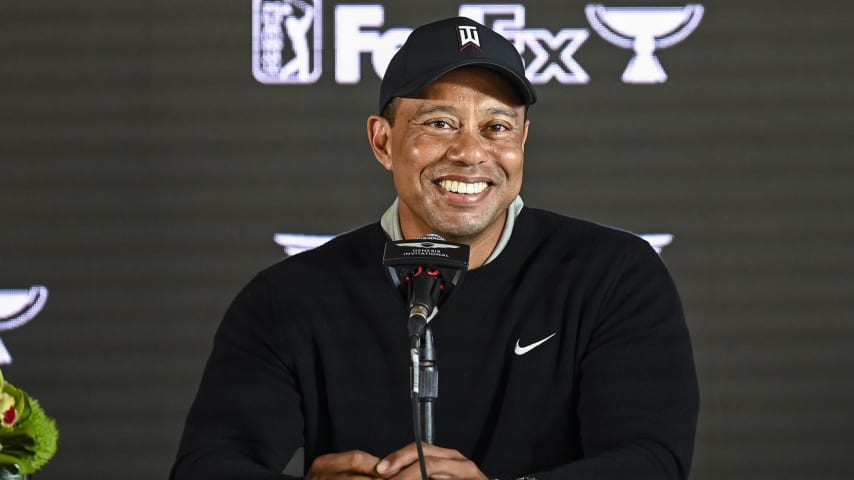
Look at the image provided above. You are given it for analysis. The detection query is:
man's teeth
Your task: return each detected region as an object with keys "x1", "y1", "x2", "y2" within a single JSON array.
[{"x1": 438, "y1": 180, "x2": 488, "y2": 194}]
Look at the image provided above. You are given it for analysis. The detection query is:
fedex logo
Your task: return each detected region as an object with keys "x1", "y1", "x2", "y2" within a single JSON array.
[{"x1": 334, "y1": 3, "x2": 590, "y2": 85}]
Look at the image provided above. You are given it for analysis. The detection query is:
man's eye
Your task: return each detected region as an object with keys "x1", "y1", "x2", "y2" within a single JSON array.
[
  {"x1": 426, "y1": 120, "x2": 451, "y2": 129},
  {"x1": 488, "y1": 124, "x2": 509, "y2": 132}
]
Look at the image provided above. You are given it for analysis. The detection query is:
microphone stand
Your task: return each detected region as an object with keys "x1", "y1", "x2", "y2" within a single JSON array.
[
  {"x1": 419, "y1": 326, "x2": 438, "y2": 444},
  {"x1": 409, "y1": 316, "x2": 438, "y2": 444},
  {"x1": 383, "y1": 236, "x2": 467, "y2": 480}
]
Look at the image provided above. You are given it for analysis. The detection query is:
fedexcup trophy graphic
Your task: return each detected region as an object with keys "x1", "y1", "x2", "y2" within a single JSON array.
[
  {"x1": 586, "y1": 3, "x2": 704, "y2": 84},
  {"x1": 0, "y1": 285, "x2": 48, "y2": 364}
]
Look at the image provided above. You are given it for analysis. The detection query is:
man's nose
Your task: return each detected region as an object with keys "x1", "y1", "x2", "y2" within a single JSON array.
[{"x1": 446, "y1": 128, "x2": 488, "y2": 165}]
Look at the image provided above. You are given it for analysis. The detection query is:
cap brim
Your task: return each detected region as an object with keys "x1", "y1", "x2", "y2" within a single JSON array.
[{"x1": 384, "y1": 59, "x2": 536, "y2": 110}]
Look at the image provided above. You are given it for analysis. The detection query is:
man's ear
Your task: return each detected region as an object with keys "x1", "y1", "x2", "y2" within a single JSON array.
[
  {"x1": 521, "y1": 119, "x2": 530, "y2": 152},
  {"x1": 367, "y1": 115, "x2": 393, "y2": 171}
]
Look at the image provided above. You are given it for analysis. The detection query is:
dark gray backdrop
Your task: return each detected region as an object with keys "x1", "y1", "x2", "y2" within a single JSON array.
[{"x1": 1, "y1": 1, "x2": 852, "y2": 479}]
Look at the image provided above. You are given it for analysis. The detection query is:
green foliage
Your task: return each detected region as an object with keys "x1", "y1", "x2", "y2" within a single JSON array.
[{"x1": 0, "y1": 373, "x2": 58, "y2": 475}]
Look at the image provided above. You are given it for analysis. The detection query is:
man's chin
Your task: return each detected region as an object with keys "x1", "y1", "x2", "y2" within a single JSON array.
[{"x1": 427, "y1": 213, "x2": 498, "y2": 241}]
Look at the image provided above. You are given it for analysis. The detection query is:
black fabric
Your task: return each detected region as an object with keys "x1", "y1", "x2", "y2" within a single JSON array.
[{"x1": 170, "y1": 207, "x2": 699, "y2": 480}]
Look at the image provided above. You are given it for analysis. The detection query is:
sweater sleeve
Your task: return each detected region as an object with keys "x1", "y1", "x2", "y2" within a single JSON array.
[
  {"x1": 170, "y1": 273, "x2": 304, "y2": 480},
  {"x1": 538, "y1": 239, "x2": 699, "y2": 480}
]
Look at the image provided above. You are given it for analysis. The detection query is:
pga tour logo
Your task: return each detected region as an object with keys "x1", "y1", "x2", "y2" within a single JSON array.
[
  {"x1": 252, "y1": 2, "x2": 704, "y2": 85},
  {"x1": 253, "y1": 0, "x2": 323, "y2": 83}
]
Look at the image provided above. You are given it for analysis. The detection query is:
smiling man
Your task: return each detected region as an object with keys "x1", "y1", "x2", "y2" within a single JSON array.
[
  {"x1": 171, "y1": 17, "x2": 699, "y2": 480},
  {"x1": 368, "y1": 65, "x2": 528, "y2": 268}
]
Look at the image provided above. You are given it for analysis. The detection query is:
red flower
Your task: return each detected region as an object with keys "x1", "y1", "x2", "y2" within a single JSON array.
[{"x1": 2, "y1": 405, "x2": 16, "y2": 427}]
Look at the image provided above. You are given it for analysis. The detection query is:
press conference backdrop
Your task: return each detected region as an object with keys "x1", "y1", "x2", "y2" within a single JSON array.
[{"x1": 1, "y1": 0, "x2": 852, "y2": 478}]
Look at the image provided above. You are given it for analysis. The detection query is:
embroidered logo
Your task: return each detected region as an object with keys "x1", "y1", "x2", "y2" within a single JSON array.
[
  {"x1": 514, "y1": 332, "x2": 557, "y2": 356},
  {"x1": 457, "y1": 25, "x2": 481, "y2": 51}
]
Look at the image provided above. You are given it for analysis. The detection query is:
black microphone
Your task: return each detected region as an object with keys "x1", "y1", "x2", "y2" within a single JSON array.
[{"x1": 382, "y1": 234, "x2": 470, "y2": 337}]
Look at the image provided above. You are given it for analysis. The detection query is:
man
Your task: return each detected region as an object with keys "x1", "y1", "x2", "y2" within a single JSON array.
[{"x1": 171, "y1": 16, "x2": 699, "y2": 480}]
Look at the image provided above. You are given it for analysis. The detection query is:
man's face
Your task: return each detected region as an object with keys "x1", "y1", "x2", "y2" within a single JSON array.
[{"x1": 369, "y1": 67, "x2": 529, "y2": 245}]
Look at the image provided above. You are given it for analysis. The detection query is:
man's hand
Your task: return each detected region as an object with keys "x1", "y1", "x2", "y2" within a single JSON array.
[
  {"x1": 375, "y1": 443, "x2": 490, "y2": 480},
  {"x1": 307, "y1": 450, "x2": 383, "y2": 480}
]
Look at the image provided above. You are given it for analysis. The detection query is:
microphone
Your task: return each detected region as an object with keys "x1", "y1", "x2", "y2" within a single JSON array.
[{"x1": 382, "y1": 234, "x2": 470, "y2": 337}]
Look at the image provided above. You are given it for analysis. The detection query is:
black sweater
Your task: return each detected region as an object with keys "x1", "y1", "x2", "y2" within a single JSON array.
[{"x1": 171, "y1": 208, "x2": 699, "y2": 480}]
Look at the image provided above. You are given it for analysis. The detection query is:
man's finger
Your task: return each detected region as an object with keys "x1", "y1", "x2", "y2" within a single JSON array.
[
  {"x1": 375, "y1": 444, "x2": 416, "y2": 476},
  {"x1": 308, "y1": 450, "x2": 382, "y2": 480},
  {"x1": 386, "y1": 453, "x2": 487, "y2": 480},
  {"x1": 422, "y1": 455, "x2": 487, "y2": 480},
  {"x1": 377, "y1": 443, "x2": 468, "y2": 476}
]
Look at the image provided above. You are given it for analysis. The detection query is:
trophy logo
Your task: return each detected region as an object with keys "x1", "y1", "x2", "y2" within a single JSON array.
[
  {"x1": 0, "y1": 285, "x2": 49, "y2": 364},
  {"x1": 585, "y1": 3, "x2": 704, "y2": 83},
  {"x1": 253, "y1": 0, "x2": 322, "y2": 84}
]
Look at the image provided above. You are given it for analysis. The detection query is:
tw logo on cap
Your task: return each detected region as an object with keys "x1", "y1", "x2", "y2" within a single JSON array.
[{"x1": 457, "y1": 25, "x2": 481, "y2": 50}]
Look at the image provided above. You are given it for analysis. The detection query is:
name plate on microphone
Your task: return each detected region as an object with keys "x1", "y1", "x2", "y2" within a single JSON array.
[{"x1": 382, "y1": 236, "x2": 470, "y2": 290}]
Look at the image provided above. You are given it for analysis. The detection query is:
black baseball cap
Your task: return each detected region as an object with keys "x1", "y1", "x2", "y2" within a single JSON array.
[{"x1": 378, "y1": 16, "x2": 537, "y2": 113}]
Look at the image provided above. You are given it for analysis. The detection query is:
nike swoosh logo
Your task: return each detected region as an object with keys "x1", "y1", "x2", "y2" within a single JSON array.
[{"x1": 514, "y1": 332, "x2": 557, "y2": 355}]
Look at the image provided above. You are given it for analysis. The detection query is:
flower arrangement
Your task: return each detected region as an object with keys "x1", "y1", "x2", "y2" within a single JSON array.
[{"x1": 0, "y1": 370, "x2": 58, "y2": 476}]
